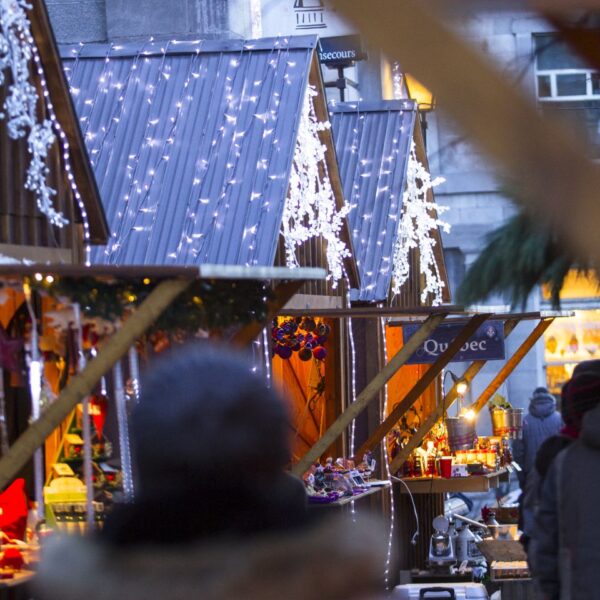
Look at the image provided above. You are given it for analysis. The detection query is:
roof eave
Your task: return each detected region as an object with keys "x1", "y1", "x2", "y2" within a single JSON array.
[{"x1": 29, "y1": 0, "x2": 109, "y2": 245}]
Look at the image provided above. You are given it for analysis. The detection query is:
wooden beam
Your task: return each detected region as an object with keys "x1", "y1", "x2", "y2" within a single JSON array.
[
  {"x1": 0, "y1": 278, "x2": 191, "y2": 489},
  {"x1": 389, "y1": 318, "x2": 520, "y2": 474},
  {"x1": 291, "y1": 312, "x2": 448, "y2": 476},
  {"x1": 355, "y1": 314, "x2": 491, "y2": 459},
  {"x1": 230, "y1": 279, "x2": 304, "y2": 346},
  {"x1": 471, "y1": 318, "x2": 555, "y2": 415}
]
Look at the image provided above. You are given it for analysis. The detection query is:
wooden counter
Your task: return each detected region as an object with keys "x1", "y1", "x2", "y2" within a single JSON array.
[{"x1": 397, "y1": 470, "x2": 507, "y2": 494}]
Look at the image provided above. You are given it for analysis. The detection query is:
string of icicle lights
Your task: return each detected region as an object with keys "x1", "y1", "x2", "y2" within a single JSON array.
[
  {"x1": 0, "y1": 0, "x2": 91, "y2": 259},
  {"x1": 392, "y1": 141, "x2": 449, "y2": 305},
  {"x1": 282, "y1": 84, "x2": 351, "y2": 288}
]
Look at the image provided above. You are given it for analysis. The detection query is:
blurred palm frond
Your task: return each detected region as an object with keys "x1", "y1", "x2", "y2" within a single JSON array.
[{"x1": 457, "y1": 211, "x2": 585, "y2": 309}]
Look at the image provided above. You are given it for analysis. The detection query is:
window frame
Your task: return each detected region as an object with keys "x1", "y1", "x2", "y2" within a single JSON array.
[{"x1": 536, "y1": 68, "x2": 600, "y2": 101}]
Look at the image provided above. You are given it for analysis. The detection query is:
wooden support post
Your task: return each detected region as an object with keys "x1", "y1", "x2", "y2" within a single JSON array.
[
  {"x1": 389, "y1": 318, "x2": 520, "y2": 474},
  {"x1": 472, "y1": 318, "x2": 555, "y2": 415},
  {"x1": 231, "y1": 280, "x2": 304, "y2": 346},
  {"x1": 291, "y1": 313, "x2": 448, "y2": 477},
  {"x1": 0, "y1": 278, "x2": 192, "y2": 490},
  {"x1": 355, "y1": 314, "x2": 491, "y2": 460}
]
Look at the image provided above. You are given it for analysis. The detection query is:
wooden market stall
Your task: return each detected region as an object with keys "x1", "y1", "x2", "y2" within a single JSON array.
[
  {"x1": 60, "y1": 34, "x2": 361, "y2": 469},
  {"x1": 0, "y1": 263, "x2": 326, "y2": 521}
]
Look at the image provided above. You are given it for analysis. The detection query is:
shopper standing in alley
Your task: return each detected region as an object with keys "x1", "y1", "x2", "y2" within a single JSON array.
[
  {"x1": 534, "y1": 398, "x2": 600, "y2": 599},
  {"x1": 513, "y1": 387, "x2": 562, "y2": 486},
  {"x1": 513, "y1": 387, "x2": 562, "y2": 550}
]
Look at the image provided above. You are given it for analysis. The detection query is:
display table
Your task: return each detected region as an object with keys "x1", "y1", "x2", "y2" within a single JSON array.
[
  {"x1": 308, "y1": 480, "x2": 391, "y2": 508},
  {"x1": 397, "y1": 470, "x2": 507, "y2": 494}
]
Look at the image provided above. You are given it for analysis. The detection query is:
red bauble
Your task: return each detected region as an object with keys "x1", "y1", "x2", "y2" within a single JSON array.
[{"x1": 313, "y1": 346, "x2": 327, "y2": 361}]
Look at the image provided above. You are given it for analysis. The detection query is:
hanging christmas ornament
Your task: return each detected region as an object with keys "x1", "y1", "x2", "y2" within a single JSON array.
[
  {"x1": 313, "y1": 346, "x2": 327, "y2": 361},
  {"x1": 90, "y1": 394, "x2": 108, "y2": 439}
]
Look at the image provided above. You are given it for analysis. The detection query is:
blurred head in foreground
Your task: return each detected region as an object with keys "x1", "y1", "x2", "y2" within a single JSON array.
[{"x1": 103, "y1": 344, "x2": 307, "y2": 545}]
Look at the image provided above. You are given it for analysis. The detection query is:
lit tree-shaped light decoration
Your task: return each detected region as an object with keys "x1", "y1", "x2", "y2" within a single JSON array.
[
  {"x1": 0, "y1": 0, "x2": 68, "y2": 227},
  {"x1": 282, "y1": 85, "x2": 351, "y2": 288},
  {"x1": 392, "y1": 141, "x2": 449, "y2": 305}
]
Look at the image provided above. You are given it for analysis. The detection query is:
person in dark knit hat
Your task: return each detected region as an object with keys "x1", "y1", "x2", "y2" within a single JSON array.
[
  {"x1": 536, "y1": 364, "x2": 600, "y2": 480},
  {"x1": 36, "y1": 345, "x2": 385, "y2": 600}
]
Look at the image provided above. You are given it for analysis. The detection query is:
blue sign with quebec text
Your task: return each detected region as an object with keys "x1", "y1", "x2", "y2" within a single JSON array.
[{"x1": 402, "y1": 320, "x2": 505, "y2": 364}]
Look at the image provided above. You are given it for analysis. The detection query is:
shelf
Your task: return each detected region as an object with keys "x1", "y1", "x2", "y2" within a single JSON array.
[
  {"x1": 396, "y1": 470, "x2": 507, "y2": 494},
  {"x1": 308, "y1": 481, "x2": 391, "y2": 507}
]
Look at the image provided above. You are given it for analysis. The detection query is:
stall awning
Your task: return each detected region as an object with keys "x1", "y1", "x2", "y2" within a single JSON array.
[{"x1": 60, "y1": 38, "x2": 315, "y2": 268}]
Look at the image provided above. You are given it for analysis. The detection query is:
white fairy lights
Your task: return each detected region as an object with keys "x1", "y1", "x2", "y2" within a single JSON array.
[
  {"x1": 380, "y1": 317, "x2": 395, "y2": 589},
  {"x1": 282, "y1": 85, "x2": 351, "y2": 288},
  {"x1": 392, "y1": 141, "x2": 449, "y2": 305},
  {"x1": 0, "y1": 0, "x2": 91, "y2": 239}
]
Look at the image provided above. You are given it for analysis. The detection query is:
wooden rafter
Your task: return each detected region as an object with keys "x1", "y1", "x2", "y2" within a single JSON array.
[
  {"x1": 471, "y1": 318, "x2": 555, "y2": 414},
  {"x1": 388, "y1": 317, "x2": 521, "y2": 474},
  {"x1": 355, "y1": 313, "x2": 491, "y2": 459}
]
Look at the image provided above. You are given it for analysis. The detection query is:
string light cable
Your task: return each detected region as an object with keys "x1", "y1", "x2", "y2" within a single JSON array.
[
  {"x1": 390, "y1": 473, "x2": 420, "y2": 546},
  {"x1": 379, "y1": 316, "x2": 395, "y2": 589}
]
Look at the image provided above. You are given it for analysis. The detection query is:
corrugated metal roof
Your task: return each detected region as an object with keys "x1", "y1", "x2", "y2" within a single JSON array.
[
  {"x1": 60, "y1": 37, "x2": 317, "y2": 266},
  {"x1": 330, "y1": 100, "x2": 417, "y2": 302}
]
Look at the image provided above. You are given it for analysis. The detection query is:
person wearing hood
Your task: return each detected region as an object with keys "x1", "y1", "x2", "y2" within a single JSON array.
[
  {"x1": 533, "y1": 398, "x2": 600, "y2": 599},
  {"x1": 35, "y1": 345, "x2": 385, "y2": 600},
  {"x1": 512, "y1": 387, "x2": 562, "y2": 487}
]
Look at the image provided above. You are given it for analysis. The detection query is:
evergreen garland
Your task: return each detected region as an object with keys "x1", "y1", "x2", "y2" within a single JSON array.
[{"x1": 33, "y1": 276, "x2": 274, "y2": 334}]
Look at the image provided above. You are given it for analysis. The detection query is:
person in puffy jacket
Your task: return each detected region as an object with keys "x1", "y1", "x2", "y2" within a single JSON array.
[
  {"x1": 513, "y1": 387, "x2": 562, "y2": 485},
  {"x1": 513, "y1": 387, "x2": 562, "y2": 551}
]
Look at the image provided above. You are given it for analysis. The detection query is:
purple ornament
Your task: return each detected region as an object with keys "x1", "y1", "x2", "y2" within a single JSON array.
[{"x1": 278, "y1": 345, "x2": 293, "y2": 359}]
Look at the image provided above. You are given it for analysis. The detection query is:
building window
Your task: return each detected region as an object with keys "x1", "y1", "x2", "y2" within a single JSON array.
[
  {"x1": 535, "y1": 33, "x2": 599, "y2": 100},
  {"x1": 535, "y1": 33, "x2": 600, "y2": 158}
]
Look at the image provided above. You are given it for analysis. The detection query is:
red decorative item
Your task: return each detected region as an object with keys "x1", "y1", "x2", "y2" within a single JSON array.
[
  {"x1": 313, "y1": 346, "x2": 327, "y2": 361},
  {"x1": 0, "y1": 328, "x2": 22, "y2": 373},
  {"x1": 0, "y1": 479, "x2": 28, "y2": 541},
  {"x1": 0, "y1": 548, "x2": 24, "y2": 571},
  {"x1": 90, "y1": 394, "x2": 108, "y2": 438}
]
